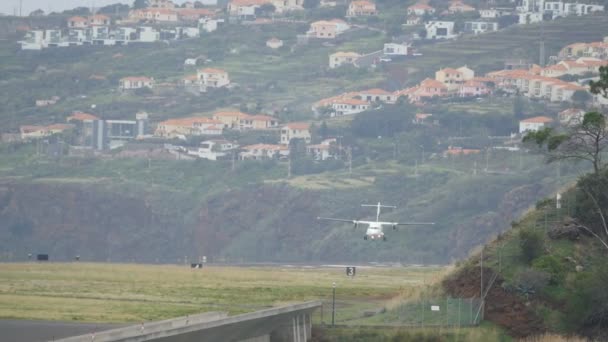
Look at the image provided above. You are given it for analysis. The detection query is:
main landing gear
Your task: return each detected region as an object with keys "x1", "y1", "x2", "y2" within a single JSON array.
[
  {"x1": 363, "y1": 235, "x2": 368, "y2": 240},
  {"x1": 383, "y1": 236, "x2": 387, "y2": 241}
]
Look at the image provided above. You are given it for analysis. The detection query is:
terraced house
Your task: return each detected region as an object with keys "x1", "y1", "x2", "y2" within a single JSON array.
[{"x1": 346, "y1": 1, "x2": 378, "y2": 17}]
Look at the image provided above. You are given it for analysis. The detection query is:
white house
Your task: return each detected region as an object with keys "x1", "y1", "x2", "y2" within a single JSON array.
[
  {"x1": 138, "y1": 27, "x2": 160, "y2": 42},
  {"x1": 119, "y1": 76, "x2": 154, "y2": 90},
  {"x1": 266, "y1": 38, "x2": 283, "y2": 49},
  {"x1": 464, "y1": 21, "x2": 499, "y2": 34},
  {"x1": 519, "y1": 116, "x2": 553, "y2": 133},
  {"x1": 383, "y1": 42, "x2": 410, "y2": 56},
  {"x1": 307, "y1": 138, "x2": 337, "y2": 161},
  {"x1": 240, "y1": 144, "x2": 289, "y2": 160},
  {"x1": 558, "y1": 108, "x2": 585, "y2": 126},
  {"x1": 407, "y1": 3, "x2": 435, "y2": 16},
  {"x1": 280, "y1": 122, "x2": 311, "y2": 144},
  {"x1": 191, "y1": 139, "x2": 238, "y2": 160},
  {"x1": 197, "y1": 68, "x2": 230, "y2": 90},
  {"x1": 329, "y1": 51, "x2": 361, "y2": 68},
  {"x1": 425, "y1": 21, "x2": 457, "y2": 40},
  {"x1": 357, "y1": 89, "x2": 395, "y2": 103},
  {"x1": 331, "y1": 98, "x2": 371, "y2": 116}
]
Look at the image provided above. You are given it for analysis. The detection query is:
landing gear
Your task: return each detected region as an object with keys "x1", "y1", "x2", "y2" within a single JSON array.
[
  {"x1": 383, "y1": 236, "x2": 387, "y2": 241},
  {"x1": 363, "y1": 235, "x2": 368, "y2": 240}
]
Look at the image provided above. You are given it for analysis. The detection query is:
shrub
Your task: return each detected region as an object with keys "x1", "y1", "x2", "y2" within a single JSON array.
[
  {"x1": 519, "y1": 228, "x2": 545, "y2": 263},
  {"x1": 532, "y1": 255, "x2": 566, "y2": 285}
]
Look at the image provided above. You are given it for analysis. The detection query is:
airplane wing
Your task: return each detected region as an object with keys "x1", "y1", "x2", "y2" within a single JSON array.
[
  {"x1": 393, "y1": 222, "x2": 435, "y2": 226},
  {"x1": 317, "y1": 217, "x2": 358, "y2": 224}
]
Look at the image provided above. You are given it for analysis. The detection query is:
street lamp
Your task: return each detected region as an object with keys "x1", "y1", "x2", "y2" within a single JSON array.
[{"x1": 332, "y1": 282, "x2": 336, "y2": 327}]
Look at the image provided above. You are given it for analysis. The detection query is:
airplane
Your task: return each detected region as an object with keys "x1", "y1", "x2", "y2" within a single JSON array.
[{"x1": 317, "y1": 202, "x2": 434, "y2": 241}]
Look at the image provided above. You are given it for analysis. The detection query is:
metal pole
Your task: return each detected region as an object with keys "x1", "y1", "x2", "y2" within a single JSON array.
[
  {"x1": 458, "y1": 298, "x2": 461, "y2": 328},
  {"x1": 331, "y1": 282, "x2": 336, "y2": 327}
]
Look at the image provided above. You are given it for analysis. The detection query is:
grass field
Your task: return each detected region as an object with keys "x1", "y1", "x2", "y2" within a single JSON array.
[{"x1": 0, "y1": 263, "x2": 445, "y2": 323}]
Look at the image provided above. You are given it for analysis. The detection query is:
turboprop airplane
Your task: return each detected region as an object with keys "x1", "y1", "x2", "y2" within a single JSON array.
[{"x1": 317, "y1": 202, "x2": 434, "y2": 241}]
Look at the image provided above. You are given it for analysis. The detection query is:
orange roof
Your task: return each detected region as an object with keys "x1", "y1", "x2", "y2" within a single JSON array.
[
  {"x1": 350, "y1": 0, "x2": 376, "y2": 7},
  {"x1": 68, "y1": 16, "x2": 87, "y2": 22},
  {"x1": 463, "y1": 80, "x2": 487, "y2": 87},
  {"x1": 199, "y1": 68, "x2": 227, "y2": 74},
  {"x1": 214, "y1": 111, "x2": 249, "y2": 118},
  {"x1": 47, "y1": 124, "x2": 74, "y2": 131},
  {"x1": 183, "y1": 74, "x2": 198, "y2": 81},
  {"x1": 416, "y1": 113, "x2": 433, "y2": 119},
  {"x1": 284, "y1": 122, "x2": 310, "y2": 130},
  {"x1": 160, "y1": 117, "x2": 221, "y2": 126},
  {"x1": 20, "y1": 125, "x2": 46, "y2": 133},
  {"x1": 178, "y1": 8, "x2": 215, "y2": 17},
  {"x1": 68, "y1": 112, "x2": 99, "y2": 121},
  {"x1": 331, "y1": 51, "x2": 360, "y2": 57},
  {"x1": 89, "y1": 14, "x2": 110, "y2": 20},
  {"x1": 420, "y1": 78, "x2": 447, "y2": 89},
  {"x1": 408, "y1": 3, "x2": 434, "y2": 10},
  {"x1": 438, "y1": 67, "x2": 462, "y2": 74},
  {"x1": 521, "y1": 116, "x2": 553, "y2": 123},
  {"x1": 359, "y1": 88, "x2": 391, "y2": 95}
]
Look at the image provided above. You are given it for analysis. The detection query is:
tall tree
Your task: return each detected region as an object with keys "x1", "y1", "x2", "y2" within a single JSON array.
[{"x1": 133, "y1": 0, "x2": 149, "y2": 9}]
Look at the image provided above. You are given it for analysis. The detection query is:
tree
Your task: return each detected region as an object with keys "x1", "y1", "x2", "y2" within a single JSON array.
[
  {"x1": 590, "y1": 66, "x2": 608, "y2": 98},
  {"x1": 572, "y1": 90, "x2": 591, "y2": 107},
  {"x1": 98, "y1": 3, "x2": 131, "y2": 14},
  {"x1": 519, "y1": 228, "x2": 544, "y2": 263},
  {"x1": 513, "y1": 95, "x2": 525, "y2": 119},
  {"x1": 256, "y1": 3, "x2": 276, "y2": 17},
  {"x1": 303, "y1": 0, "x2": 320, "y2": 9},
  {"x1": 62, "y1": 7, "x2": 91, "y2": 16},
  {"x1": 194, "y1": 1, "x2": 205, "y2": 8},
  {"x1": 133, "y1": 0, "x2": 149, "y2": 9},
  {"x1": 524, "y1": 112, "x2": 608, "y2": 173}
]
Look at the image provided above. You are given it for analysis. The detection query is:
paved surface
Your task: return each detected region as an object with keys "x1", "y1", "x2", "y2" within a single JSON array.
[{"x1": 0, "y1": 319, "x2": 124, "y2": 342}]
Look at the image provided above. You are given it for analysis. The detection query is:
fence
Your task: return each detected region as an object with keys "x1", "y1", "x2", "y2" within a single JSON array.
[{"x1": 313, "y1": 297, "x2": 483, "y2": 328}]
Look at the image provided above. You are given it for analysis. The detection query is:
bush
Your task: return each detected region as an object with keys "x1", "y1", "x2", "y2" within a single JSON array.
[
  {"x1": 514, "y1": 268, "x2": 550, "y2": 298},
  {"x1": 532, "y1": 255, "x2": 566, "y2": 285},
  {"x1": 519, "y1": 228, "x2": 544, "y2": 263}
]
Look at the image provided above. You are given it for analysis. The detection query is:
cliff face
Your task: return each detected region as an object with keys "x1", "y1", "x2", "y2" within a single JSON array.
[{"x1": 0, "y1": 181, "x2": 194, "y2": 262}]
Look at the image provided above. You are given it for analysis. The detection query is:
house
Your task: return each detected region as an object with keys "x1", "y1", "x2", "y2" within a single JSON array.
[
  {"x1": 212, "y1": 111, "x2": 250, "y2": 128},
  {"x1": 227, "y1": 0, "x2": 270, "y2": 18},
  {"x1": 346, "y1": 0, "x2": 378, "y2": 17},
  {"x1": 435, "y1": 66, "x2": 474, "y2": 91},
  {"x1": 443, "y1": 146, "x2": 481, "y2": 157},
  {"x1": 239, "y1": 114, "x2": 280, "y2": 130},
  {"x1": 542, "y1": 58, "x2": 608, "y2": 78},
  {"x1": 425, "y1": 21, "x2": 456, "y2": 40},
  {"x1": 197, "y1": 68, "x2": 230, "y2": 90},
  {"x1": 149, "y1": 0, "x2": 176, "y2": 8},
  {"x1": 129, "y1": 8, "x2": 179, "y2": 22},
  {"x1": 518, "y1": 12, "x2": 543, "y2": 24},
  {"x1": 331, "y1": 98, "x2": 371, "y2": 116},
  {"x1": 89, "y1": 14, "x2": 110, "y2": 26},
  {"x1": 412, "y1": 78, "x2": 448, "y2": 101},
  {"x1": 519, "y1": 116, "x2": 553, "y2": 133},
  {"x1": 448, "y1": 1, "x2": 476, "y2": 13},
  {"x1": 119, "y1": 76, "x2": 154, "y2": 90},
  {"x1": 35, "y1": 96, "x2": 60, "y2": 107},
  {"x1": 240, "y1": 144, "x2": 289, "y2": 160},
  {"x1": 329, "y1": 51, "x2": 361, "y2": 68},
  {"x1": 383, "y1": 42, "x2": 410, "y2": 57},
  {"x1": 558, "y1": 40, "x2": 608, "y2": 60},
  {"x1": 68, "y1": 16, "x2": 88, "y2": 28},
  {"x1": 405, "y1": 16, "x2": 422, "y2": 26},
  {"x1": 178, "y1": 8, "x2": 216, "y2": 21},
  {"x1": 20, "y1": 124, "x2": 73, "y2": 140},
  {"x1": 459, "y1": 80, "x2": 492, "y2": 97},
  {"x1": 191, "y1": 139, "x2": 238, "y2": 160},
  {"x1": 558, "y1": 108, "x2": 585, "y2": 126},
  {"x1": 464, "y1": 21, "x2": 499, "y2": 34},
  {"x1": 358, "y1": 88, "x2": 395, "y2": 103},
  {"x1": 67, "y1": 112, "x2": 99, "y2": 122},
  {"x1": 154, "y1": 117, "x2": 224, "y2": 138},
  {"x1": 413, "y1": 113, "x2": 433, "y2": 124},
  {"x1": 307, "y1": 138, "x2": 337, "y2": 160},
  {"x1": 407, "y1": 3, "x2": 435, "y2": 16},
  {"x1": 307, "y1": 19, "x2": 350, "y2": 39},
  {"x1": 280, "y1": 122, "x2": 311, "y2": 144},
  {"x1": 266, "y1": 38, "x2": 283, "y2": 49}
]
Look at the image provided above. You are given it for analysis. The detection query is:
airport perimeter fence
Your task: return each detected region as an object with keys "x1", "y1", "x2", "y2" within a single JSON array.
[{"x1": 313, "y1": 297, "x2": 483, "y2": 328}]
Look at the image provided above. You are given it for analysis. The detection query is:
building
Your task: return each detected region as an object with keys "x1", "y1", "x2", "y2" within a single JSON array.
[
  {"x1": 239, "y1": 115, "x2": 280, "y2": 130},
  {"x1": 129, "y1": 8, "x2": 179, "y2": 22},
  {"x1": 212, "y1": 111, "x2": 250, "y2": 129},
  {"x1": 346, "y1": 0, "x2": 378, "y2": 17},
  {"x1": 383, "y1": 42, "x2": 410, "y2": 57},
  {"x1": 307, "y1": 19, "x2": 350, "y2": 39},
  {"x1": 558, "y1": 108, "x2": 585, "y2": 126},
  {"x1": 459, "y1": 80, "x2": 492, "y2": 97},
  {"x1": 329, "y1": 51, "x2": 361, "y2": 68},
  {"x1": 68, "y1": 16, "x2": 88, "y2": 28},
  {"x1": 464, "y1": 21, "x2": 499, "y2": 35},
  {"x1": 435, "y1": 66, "x2": 475, "y2": 91},
  {"x1": 89, "y1": 14, "x2": 110, "y2": 26},
  {"x1": 280, "y1": 122, "x2": 311, "y2": 144},
  {"x1": 331, "y1": 98, "x2": 371, "y2": 116},
  {"x1": 191, "y1": 139, "x2": 238, "y2": 160},
  {"x1": 358, "y1": 88, "x2": 395, "y2": 103},
  {"x1": 228, "y1": 0, "x2": 270, "y2": 18},
  {"x1": 197, "y1": 68, "x2": 230, "y2": 91},
  {"x1": 425, "y1": 21, "x2": 456, "y2": 40},
  {"x1": 119, "y1": 76, "x2": 154, "y2": 90},
  {"x1": 266, "y1": 38, "x2": 283, "y2": 49},
  {"x1": 155, "y1": 117, "x2": 224, "y2": 138},
  {"x1": 519, "y1": 116, "x2": 553, "y2": 133},
  {"x1": 405, "y1": 16, "x2": 422, "y2": 26},
  {"x1": 240, "y1": 143, "x2": 289, "y2": 160},
  {"x1": 443, "y1": 146, "x2": 481, "y2": 157},
  {"x1": 407, "y1": 3, "x2": 435, "y2": 16},
  {"x1": 307, "y1": 138, "x2": 336, "y2": 161},
  {"x1": 448, "y1": 1, "x2": 476, "y2": 13}
]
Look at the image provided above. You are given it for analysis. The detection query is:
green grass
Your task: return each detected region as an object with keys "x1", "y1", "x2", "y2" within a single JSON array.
[{"x1": 0, "y1": 262, "x2": 445, "y2": 323}]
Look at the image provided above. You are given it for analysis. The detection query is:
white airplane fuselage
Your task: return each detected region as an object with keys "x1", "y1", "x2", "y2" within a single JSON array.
[{"x1": 364, "y1": 222, "x2": 385, "y2": 240}]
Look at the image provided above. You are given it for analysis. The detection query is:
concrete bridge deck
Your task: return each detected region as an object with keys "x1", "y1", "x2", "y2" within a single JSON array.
[{"x1": 56, "y1": 301, "x2": 321, "y2": 342}]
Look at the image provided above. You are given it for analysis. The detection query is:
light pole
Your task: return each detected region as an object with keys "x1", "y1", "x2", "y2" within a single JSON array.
[
  {"x1": 418, "y1": 144, "x2": 425, "y2": 165},
  {"x1": 332, "y1": 282, "x2": 336, "y2": 327}
]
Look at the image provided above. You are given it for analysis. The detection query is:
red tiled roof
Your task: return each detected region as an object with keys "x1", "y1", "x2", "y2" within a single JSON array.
[
  {"x1": 284, "y1": 122, "x2": 310, "y2": 130},
  {"x1": 67, "y1": 112, "x2": 99, "y2": 121},
  {"x1": 520, "y1": 116, "x2": 553, "y2": 123}
]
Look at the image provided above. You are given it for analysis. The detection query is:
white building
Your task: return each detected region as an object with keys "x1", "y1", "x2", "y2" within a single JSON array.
[
  {"x1": 425, "y1": 21, "x2": 457, "y2": 40},
  {"x1": 519, "y1": 116, "x2": 553, "y2": 133},
  {"x1": 464, "y1": 21, "x2": 499, "y2": 34},
  {"x1": 138, "y1": 26, "x2": 160, "y2": 42},
  {"x1": 280, "y1": 122, "x2": 311, "y2": 144},
  {"x1": 383, "y1": 43, "x2": 410, "y2": 56},
  {"x1": 329, "y1": 51, "x2": 361, "y2": 68},
  {"x1": 331, "y1": 98, "x2": 371, "y2": 116},
  {"x1": 190, "y1": 139, "x2": 238, "y2": 160}
]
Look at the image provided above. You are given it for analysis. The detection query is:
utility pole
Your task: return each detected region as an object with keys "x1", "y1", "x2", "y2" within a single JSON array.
[
  {"x1": 231, "y1": 150, "x2": 236, "y2": 171},
  {"x1": 19, "y1": 0, "x2": 22, "y2": 17},
  {"x1": 331, "y1": 282, "x2": 336, "y2": 327},
  {"x1": 288, "y1": 153, "x2": 292, "y2": 178},
  {"x1": 347, "y1": 146, "x2": 352, "y2": 175}
]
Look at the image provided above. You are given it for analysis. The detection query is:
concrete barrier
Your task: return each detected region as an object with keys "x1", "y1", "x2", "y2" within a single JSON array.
[{"x1": 56, "y1": 301, "x2": 321, "y2": 342}]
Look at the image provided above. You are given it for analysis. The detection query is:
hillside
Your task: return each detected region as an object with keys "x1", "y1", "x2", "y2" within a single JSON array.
[{"x1": 440, "y1": 170, "x2": 608, "y2": 340}]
